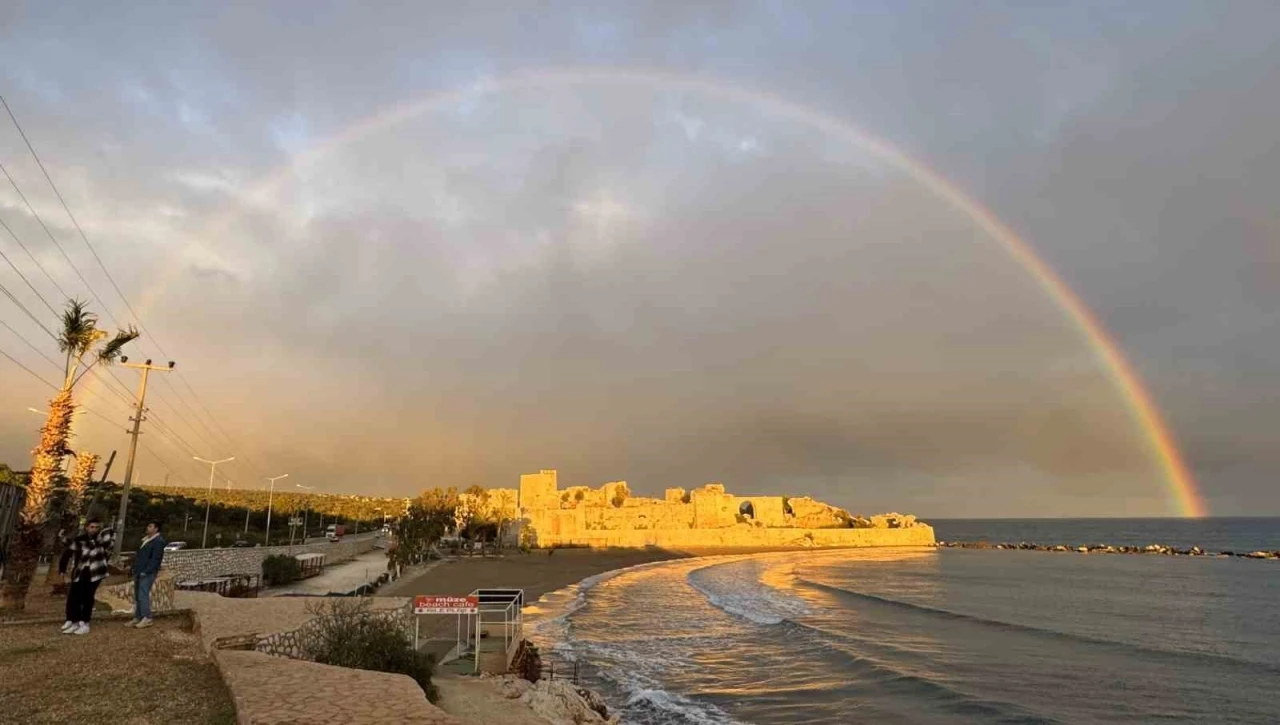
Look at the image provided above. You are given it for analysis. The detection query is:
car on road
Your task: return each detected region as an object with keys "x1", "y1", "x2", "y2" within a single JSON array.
[{"x1": 164, "y1": 541, "x2": 188, "y2": 552}]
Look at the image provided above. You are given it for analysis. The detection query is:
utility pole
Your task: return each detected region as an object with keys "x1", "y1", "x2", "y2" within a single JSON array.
[{"x1": 111, "y1": 357, "x2": 174, "y2": 563}]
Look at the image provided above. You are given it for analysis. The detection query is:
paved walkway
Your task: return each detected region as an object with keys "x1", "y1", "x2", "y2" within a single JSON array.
[
  {"x1": 217, "y1": 649, "x2": 463, "y2": 724},
  {"x1": 264, "y1": 549, "x2": 392, "y2": 597}
]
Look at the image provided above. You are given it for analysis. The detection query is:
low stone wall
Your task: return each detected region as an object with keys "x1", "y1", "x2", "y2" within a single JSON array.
[
  {"x1": 253, "y1": 604, "x2": 413, "y2": 660},
  {"x1": 99, "y1": 572, "x2": 177, "y2": 613},
  {"x1": 163, "y1": 535, "x2": 379, "y2": 581},
  {"x1": 536, "y1": 523, "x2": 935, "y2": 549}
]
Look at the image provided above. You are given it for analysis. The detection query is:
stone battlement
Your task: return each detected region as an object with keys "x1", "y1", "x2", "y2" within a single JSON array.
[{"x1": 511, "y1": 470, "x2": 933, "y2": 549}]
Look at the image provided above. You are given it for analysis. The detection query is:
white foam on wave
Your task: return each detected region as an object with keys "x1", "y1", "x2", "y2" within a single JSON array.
[
  {"x1": 526, "y1": 557, "x2": 691, "y2": 656},
  {"x1": 686, "y1": 559, "x2": 811, "y2": 626},
  {"x1": 624, "y1": 688, "x2": 750, "y2": 725}
]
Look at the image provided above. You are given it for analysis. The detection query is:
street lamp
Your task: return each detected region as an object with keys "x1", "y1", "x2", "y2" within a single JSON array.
[
  {"x1": 264, "y1": 474, "x2": 289, "y2": 546},
  {"x1": 295, "y1": 483, "x2": 314, "y2": 538},
  {"x1": 194, "y1": 456, "x2": 234, "y2": 548}
]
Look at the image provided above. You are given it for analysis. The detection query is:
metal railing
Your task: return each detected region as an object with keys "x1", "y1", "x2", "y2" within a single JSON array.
[{"x1": 540, "y1": 660, "x2": 581, "y2": 685}]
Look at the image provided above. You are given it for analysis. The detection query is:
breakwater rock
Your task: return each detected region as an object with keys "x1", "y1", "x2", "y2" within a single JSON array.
[{"x1": 936, "y1": 541, "x2": 1279, "y2": 559}]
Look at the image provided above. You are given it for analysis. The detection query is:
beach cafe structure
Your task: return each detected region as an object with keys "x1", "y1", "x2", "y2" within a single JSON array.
[{"x1": 415, "y1": 589, "x2": 525, "y2": 675}]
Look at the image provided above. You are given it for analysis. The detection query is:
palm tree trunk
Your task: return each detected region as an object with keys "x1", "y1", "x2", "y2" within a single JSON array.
[
  {"x1": 0, "y1": 390, "x2": 74, "y2": 612},
  {"x1": 0, "y1": 522, "x2": 42, "y2": 611},
  {"x1": 43, "y1": 452, "x2": 98, "y2": 589}
]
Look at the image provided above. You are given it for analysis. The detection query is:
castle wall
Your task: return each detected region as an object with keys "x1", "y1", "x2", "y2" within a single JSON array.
[
  {"x1": 514, "y1": 469, "x2": 932, "y2": 551},
  {"x1": 690, "y1": 484, "x2": 737, "y2": 528},
  {"x1": 531, "y1": 523, "x2": 935, "y2": 549},
  {"x1": 736, "y1": 496, "x2": 788, "y2": 527},
  {"x1": 787, "y1": 496, "x2": 849, "y2": 528}
]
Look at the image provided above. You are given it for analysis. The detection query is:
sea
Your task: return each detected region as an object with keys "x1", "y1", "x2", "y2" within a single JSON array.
[{"x1": 526, "y1": 518, "x2": 1280, "y2": 724}]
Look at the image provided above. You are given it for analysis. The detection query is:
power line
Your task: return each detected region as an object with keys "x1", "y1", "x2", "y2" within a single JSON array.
[
  {"x1": 0, "y1": 342, "x2": 54, "y2": 389},
  {"x1": 0, "y1": 338, "x2": 209, "y2": 485},
  {"x1": 1, "y1": 94, "x2": 276, "y2": 486},
  {"x1": 0, "y1": 279, "x2": 54, "y2": 340},
  {"x1": 0, "y1": 315, "x2": 59, "y2": 369},
  {"x1": 0, "y1": 157, "x2": 113, "y2": 324},
  {"x1": 1, "y1": 96, "x2": 135, "y2": 332},
  {"x1": 0, "y1": 213, "x2": 59, "y2": 315}
]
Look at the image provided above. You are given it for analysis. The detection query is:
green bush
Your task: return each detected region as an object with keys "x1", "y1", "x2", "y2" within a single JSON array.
[
  {"x1": 302, "y1": 598, "x2": 438, "y2": 701},
  {"x1": 261, "y1": 554, "x2": 302, "y2": 585}
]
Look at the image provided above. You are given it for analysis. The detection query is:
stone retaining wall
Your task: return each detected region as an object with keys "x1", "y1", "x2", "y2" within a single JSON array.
[
  {"x1": 536, "y1": 523, "x2": 936, "y2": 549},
  {"x1": 163, "y1": 535, "x2": 378, "y2": 581},
  {"x1": 253, "y1": 604, "x2": 413, "y2": 660},
  {"x1": 99, "y1": 572, "x2": 177, "y2": 613}
]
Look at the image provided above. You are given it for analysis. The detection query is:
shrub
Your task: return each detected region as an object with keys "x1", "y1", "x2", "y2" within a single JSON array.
[
  {"x1": 302, "y1": 598, "x2": 438, "y2": 701},
  {"x1": 261, "y1": 554, "x2": 302, "y2": 585}
]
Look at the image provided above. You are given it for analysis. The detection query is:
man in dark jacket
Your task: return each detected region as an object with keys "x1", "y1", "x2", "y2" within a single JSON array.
[
  {"x1": 58, "y1": 517, "x2": 115, "y2": 635},
  {"x1": 131, "y1": 520, "x2": 166, "y2": 628}
]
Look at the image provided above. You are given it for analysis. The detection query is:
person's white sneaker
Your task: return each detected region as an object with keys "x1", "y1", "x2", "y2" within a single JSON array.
[
  {"x1": 72, "y1": 622, "x2": 90, "y2": 635},
  {"x1": 135, "y1": 618, "x2": 153, "y2": 629},
  {"x1": 60, "y1": 620, "x2": 75, "y2": 633}
]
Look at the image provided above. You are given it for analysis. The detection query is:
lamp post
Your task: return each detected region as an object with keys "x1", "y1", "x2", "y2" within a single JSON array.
[
  {"x1": 265, "y1": 474, "x2": 289, "y2": 546},
  {"x1": 195, "y1": 456, "x2": 234, "y2": 548},
  {"x1": 295, "y1": 483, "x2": 314, "y2": 539}
]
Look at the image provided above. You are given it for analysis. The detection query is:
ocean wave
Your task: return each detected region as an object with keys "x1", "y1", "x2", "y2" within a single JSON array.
[
  {"x1": 623, "y1": 688, "x2": 749, "y2": 725},
  {"x1": 798, "y1": 578, "x2": 1280, "y2": 674},
  {"x1": 685, "y1": 559, "x2": 811, "y2": 625},
  {"x1": 526, "y1": 557, "x2": 697, "y2": 655}
]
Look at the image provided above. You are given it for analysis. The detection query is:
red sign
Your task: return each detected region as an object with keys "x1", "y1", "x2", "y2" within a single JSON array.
[{"x1": 414, "y1": 595, "x2": 478, "y2": 614}]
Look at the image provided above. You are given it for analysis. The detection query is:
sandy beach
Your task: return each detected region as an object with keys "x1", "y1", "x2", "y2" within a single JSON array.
[
  {"x1": 378, "y1": 545, "x2": 819, "y2": 605},
  {"x1": 379, "y1": 546, "x2": 688, "y2": 603},
  {"x1": 375, "y1": 546, "x2": 772, "y2": 724}
]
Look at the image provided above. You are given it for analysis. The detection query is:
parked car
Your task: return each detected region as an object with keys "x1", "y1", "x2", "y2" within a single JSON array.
[
  {"x1": 163, "y1": 541, "x2": 188, "y2": 552},
  {"x1": 231, "y1": 539, "x2": 254, "y2": 548}
]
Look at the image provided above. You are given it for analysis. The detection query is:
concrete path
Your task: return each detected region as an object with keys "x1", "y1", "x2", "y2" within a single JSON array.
[
  {"x1": 217, "y1": 649, "x2": 463, "y2": 724},
  {"x1": 264, "y1": 549, "x2": 392, "y2": 597}
]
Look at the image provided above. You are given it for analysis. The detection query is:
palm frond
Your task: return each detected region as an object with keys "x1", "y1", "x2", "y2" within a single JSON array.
[
  {"x1": 96, "y1": 326, "x2": 140, "y2": 365},
  {"x1": 57, "y1": 298, "x2": 97, "y2": 355}
]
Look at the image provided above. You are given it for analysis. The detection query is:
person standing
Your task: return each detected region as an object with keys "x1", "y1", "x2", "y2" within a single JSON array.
[
  {"x1": 131, "y1": 520, "x2": 166, "y2": 628},
  {"x1": 58, "y1": 517, "x2": 115, "y2": 635}
]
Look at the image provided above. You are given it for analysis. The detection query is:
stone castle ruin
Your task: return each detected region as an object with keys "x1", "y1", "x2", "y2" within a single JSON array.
[{"x1": 507, "y1": 470, "x2": 934, "y2": 549}]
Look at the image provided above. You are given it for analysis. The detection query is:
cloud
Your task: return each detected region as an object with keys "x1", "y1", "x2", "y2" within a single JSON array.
[{"x1": 0, "y1": 1, "x2": 1276, "y2": 515}]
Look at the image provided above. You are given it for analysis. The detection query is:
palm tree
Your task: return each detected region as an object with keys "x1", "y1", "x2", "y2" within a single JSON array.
[{"x1": 0, "y1": 299, "x2": 136, "y2": 612}]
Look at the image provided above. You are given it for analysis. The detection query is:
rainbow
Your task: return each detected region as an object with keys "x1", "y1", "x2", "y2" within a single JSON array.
[{"x1": 136, "y1": 67, "x2": 1207, "y2": 516}]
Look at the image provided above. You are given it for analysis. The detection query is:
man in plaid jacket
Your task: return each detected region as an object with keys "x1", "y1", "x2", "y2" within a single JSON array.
[{"x1": 57, "y1": 517, "x2": 116, "y2": 635}]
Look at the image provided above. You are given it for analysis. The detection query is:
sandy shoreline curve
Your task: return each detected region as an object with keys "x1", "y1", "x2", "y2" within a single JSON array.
[{"x1": 378, "y1": 545, "x2": 845, "y2": 723}]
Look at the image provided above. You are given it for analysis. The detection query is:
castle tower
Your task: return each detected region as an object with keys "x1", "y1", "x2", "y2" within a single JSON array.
[{"x1": 519, "y1": 469, "x2": 559, "y2": 510}]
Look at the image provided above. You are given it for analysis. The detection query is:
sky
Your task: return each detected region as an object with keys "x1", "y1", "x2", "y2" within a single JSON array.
[{"x1": 0, "y1": 1, "x2": 1276, "y2": 517}]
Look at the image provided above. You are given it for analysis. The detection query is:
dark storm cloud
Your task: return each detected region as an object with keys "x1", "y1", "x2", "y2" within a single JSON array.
[{"x1": 0, "y1": 1, "x2": 1276, "y2": 514}]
